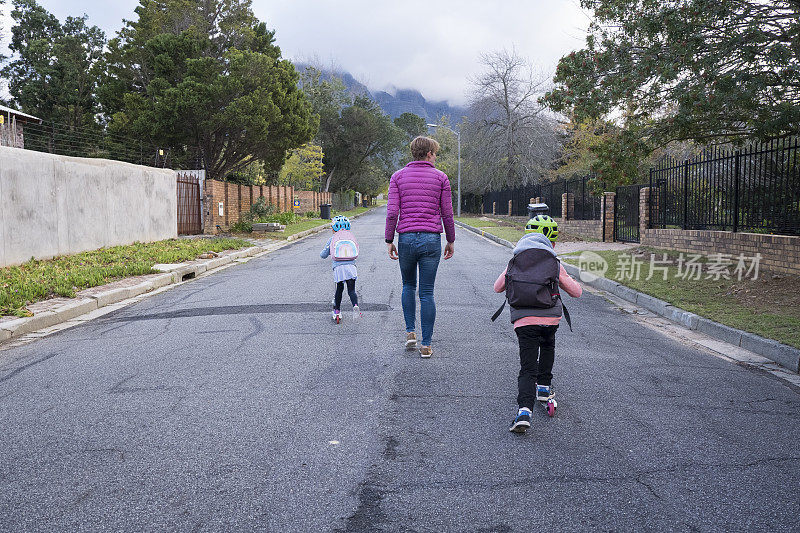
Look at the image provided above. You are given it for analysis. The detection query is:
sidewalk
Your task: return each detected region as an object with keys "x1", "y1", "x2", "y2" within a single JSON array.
[{"x1": 0, "y1": 208, "x2": 374, "y2": 348}]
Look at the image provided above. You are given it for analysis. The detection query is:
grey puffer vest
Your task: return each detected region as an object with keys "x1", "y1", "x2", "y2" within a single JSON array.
[{"x1": 490, "y1": 233, "x2": 564, "y2": 324}]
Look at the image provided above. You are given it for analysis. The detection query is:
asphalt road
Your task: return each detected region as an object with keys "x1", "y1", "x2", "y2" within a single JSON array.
[{"x1": 1, "y1": 207, "x2": 799, "y2": 532}]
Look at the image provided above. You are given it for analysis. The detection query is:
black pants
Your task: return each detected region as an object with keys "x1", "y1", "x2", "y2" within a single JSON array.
[
  {"x1": 334, "y1": 279, "x2": 358, "y2": 310},
  {"x1": 515, "y1": 325, "x2": 558, "y2": 409}
]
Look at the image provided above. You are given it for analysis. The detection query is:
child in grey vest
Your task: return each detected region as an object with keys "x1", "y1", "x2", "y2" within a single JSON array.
[{"x1": 493, "y1": 223, "x2": 582, "y2": 433}]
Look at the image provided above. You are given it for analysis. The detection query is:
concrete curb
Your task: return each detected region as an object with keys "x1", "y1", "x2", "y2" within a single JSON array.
[
  {"x1": 0, "y1": 207, "x2": 379, "y2": 346},
  {"x1": 457, "y1": 219, "x2": 800, "y2": 373}
]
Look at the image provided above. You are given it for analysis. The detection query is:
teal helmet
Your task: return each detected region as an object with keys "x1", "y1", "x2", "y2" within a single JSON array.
[
  {"x1": 525, "y1": 214, "x2": 558, "y2": 242},
  {"x1": 332, "y1": 215, "x2": 351, "y2": 232}
]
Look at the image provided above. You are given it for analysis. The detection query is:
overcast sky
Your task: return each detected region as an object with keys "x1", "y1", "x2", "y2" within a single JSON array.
[{"x1": 1, "y1": 0, "x2": 592, "y2": 106}]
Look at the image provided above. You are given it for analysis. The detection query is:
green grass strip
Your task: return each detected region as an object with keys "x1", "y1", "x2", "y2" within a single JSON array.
[
  {"x1": 455, "y1": 216, "x2": 501, "y2": 228},
  {"x1": 261, "y1": 206, "x2": 373, "y2": 240},
  {"x1": 562, "y1": 250, "x2": 800, "y2": 349},
  {"x1": 1, "y1": 238, "x2": 251, "y2": 317}
]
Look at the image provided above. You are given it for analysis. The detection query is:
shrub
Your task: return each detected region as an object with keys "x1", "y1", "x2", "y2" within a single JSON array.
[
  {"x1": 230, "y1": 220, "x2": 253, "y2": 233},
  {"x1": 250, "y1": 197, "x2": 275, "y2": 219},
  {"x1": 305, "y1": 211, "x2": 320, "y2": 218},
  {"x1": 252, "y1": 211, "x2": 302, "y2": 225}
]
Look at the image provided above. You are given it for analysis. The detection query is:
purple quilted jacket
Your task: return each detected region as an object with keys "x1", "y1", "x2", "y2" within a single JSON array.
[{"x1": 385, "y1": 160, "x2": 456, "y2": 243}]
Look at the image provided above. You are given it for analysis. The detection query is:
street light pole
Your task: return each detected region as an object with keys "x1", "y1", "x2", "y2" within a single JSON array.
[{"x1": 427, "y1": 123, "x2": 462, "y2": 216}]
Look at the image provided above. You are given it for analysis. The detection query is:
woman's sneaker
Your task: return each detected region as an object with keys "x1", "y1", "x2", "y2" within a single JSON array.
[
  {"x1": 536, "y1": 385, "x2": 554, "y2": 401},
  {"x1": 405, "y1": 332, "x2": 417, "y2": 349},
  {"x1": 332, "y1": 310, "x2": 341, "y2": 324},
  {"x1": 419, "y1": 345, "x2": 432, "y2": 358},
  {"x1": 353, "y1": 305, "x2": 362, "y2": 320},
  {"x1": 509, "y1": 408, "x2": 532, "y2": 433}
]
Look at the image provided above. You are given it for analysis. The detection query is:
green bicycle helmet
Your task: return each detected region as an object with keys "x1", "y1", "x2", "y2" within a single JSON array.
[{"x1": 525, "y1": 214, "x2": 559, "y2": 242}]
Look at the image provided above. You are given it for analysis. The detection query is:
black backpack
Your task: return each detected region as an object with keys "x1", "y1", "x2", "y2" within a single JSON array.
[{"x1": 491, "y1": 248, "x2": 572, "y2": 330}]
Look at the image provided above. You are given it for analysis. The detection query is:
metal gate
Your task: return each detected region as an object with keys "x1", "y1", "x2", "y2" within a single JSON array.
[
  {"x1": 177, "y1": 173, "x2": 202, "y2": 235},
  {"x1": 614, "y1": 184, "x2": 642, "y2": 243}
]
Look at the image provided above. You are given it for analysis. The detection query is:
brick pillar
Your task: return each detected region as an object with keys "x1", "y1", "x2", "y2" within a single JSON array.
[
  {"x1": 562, "y1": 192, "x2": 575, "y2": 220},
  {"x1": 290, "y1": 186, "x2": 295, "y2": 212},
  {"x1": 236, "y1": 184, "x2": 242, "y2": 221},
  {"x1": 203, "y1": 181, "x2": 213, "y2": 233},
  {"x1": 224, "y1": 182, "x2": 229, "y2": 226},
  {"x1": 508, "y1": 200, "x2": 512, "y2": 216},
  {"x1": 232, "y1": 185, "x2": 239, "y2": 224},
  {"x1": 639, "y1": 186, "x2": 651, "y2": 238},
  {"x1": 601, "y1": 192, "x2": 615, "y2": 242},
  {"x1": 212, "y1": 180, "x2": 220, "y2": 232},
  {"x1": 650, "y1": 185, "x2": 661, "y2": 230}
]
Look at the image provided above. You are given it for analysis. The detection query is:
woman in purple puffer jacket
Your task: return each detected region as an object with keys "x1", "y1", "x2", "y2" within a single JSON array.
[{"x1": 385, "y1": 136, "x2": 456, "y2": 358}]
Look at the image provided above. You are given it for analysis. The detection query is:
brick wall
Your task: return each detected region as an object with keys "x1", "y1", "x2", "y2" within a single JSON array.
[
  {"x1": 206, "y1": 180, "x2": 336, "y2": 232},
  {"x1": 555, "y1": 218, "x2": 602, "y2": 241},
  {"x1": 641, "y1": 229, "x2": 800, "y2": 276},
  {"x1": 295, "y1": 190, "x2": 332, "y2": 213}
]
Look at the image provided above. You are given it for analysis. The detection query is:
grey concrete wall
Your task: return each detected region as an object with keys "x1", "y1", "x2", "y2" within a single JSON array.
[{"x1": 0, "y1": 146, "x2": 177, "y2": 267}]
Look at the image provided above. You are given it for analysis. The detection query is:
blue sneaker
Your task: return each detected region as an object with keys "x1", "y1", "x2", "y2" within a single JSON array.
[
  {"x1": 536, "y1": 385, "x2": 554, "y2": 401},
  {"x1": 509, "y1": 408, "x2": 532, "y2": 433}
]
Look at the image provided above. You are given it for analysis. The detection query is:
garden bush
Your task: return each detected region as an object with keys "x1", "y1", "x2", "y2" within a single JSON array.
[{"x1": 230, "y1": 220, "x2": 253, "y2": 233}]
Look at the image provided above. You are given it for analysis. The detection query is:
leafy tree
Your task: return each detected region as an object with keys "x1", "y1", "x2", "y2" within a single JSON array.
[
  {"x1": 325, "y1": 95, "x2": 405, "y2": 194},
  {"x1": 0, "y1": 0, "x2": 6, "y2": 66},
  {"x1": 100, "y1": 0, "x2": 317, "y2": 178},
  {"x1": 546, "y1": 117, "x2": 637, "y2": 189},
  {"x1": 300, "y1": 68, "x2": 403, "y2": 193},
  {"x1": 226, "y1": 160, "x2": 266, "y2": 185},
  {"x1": 548, "y1": 118, "x2": 603, "y2": 180},
  {"x1": 278, "y1": 142, "x2": 325, "y2": 190},
  {"x1": 543, "y1": 0, "x2": 800, "y2": 146},
  {"x1": 299, "y1": 66, "x2": 349, "y2": 189},
  {"x1": 3, "y1": 0, "x2": 105, "y2": 128},
  {"x1": 394, "y1": 112, "x2": 427, "y2": 140}
]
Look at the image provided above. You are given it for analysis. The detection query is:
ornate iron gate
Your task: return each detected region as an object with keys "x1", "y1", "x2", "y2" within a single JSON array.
[
  {"x1": 177, "y1": 173, "x2": 202, "y2": 235},
  {"x1": 614, "y1": 184, "x2": 642, "y2": 243}
]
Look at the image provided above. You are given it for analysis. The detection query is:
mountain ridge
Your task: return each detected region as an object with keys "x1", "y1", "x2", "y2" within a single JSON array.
[{"x1": 296, "y1": 63, "x2": 466, "y2": 123}]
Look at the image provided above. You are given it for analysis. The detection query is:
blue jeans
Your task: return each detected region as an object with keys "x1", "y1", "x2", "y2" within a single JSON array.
[{"x1": 398, "y1": 232, "x2": 441, "y2": 346}]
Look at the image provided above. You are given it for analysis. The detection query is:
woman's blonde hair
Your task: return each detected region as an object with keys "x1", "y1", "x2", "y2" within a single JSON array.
[{"x1": 410, "y1": 136, "x2": 440, "y2": 161}]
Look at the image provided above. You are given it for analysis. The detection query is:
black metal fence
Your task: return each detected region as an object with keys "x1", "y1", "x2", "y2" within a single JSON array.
[
  {"x1": 17, "y1": 119, "x2": 175, "y2": 168},
  {"x1": 460, "y1": 193, "x2": 484, "y2": 214},
  {"x1": 482, "y1": 184, "x2": 542, "y2": 217},
  {"x1": 650, "y1": 137, "x2": 800, "y2": 235},
  {"x1": 479, "y1": 176, "x2": 602, "y2": 219}
]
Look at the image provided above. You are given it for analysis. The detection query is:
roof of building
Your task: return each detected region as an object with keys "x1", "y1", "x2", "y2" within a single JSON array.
[{"x1": 0, "y1": 105, "x2": 42, "y2": 123}]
